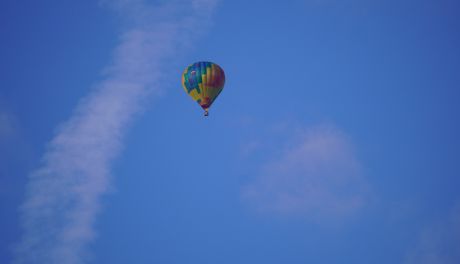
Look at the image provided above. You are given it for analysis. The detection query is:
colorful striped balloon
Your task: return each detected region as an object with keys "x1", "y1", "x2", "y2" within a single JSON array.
[{"x1": 182, "y1": 61, "x2": 225, "y2": 116}]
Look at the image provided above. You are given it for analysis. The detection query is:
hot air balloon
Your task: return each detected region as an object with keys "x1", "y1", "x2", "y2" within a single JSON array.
[{"x1": 182, "y1": 61, "x2": 225, "y2": 116}]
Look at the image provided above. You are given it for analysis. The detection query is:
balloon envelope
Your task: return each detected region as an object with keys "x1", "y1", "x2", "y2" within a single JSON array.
[{"x1": 182, "y1": 61, "x2": 225, "y2": 115}]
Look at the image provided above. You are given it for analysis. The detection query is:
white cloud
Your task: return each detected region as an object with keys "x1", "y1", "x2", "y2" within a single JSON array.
[
  {"x1": 242, "y1": 124, "x2": 370, "y2": 222},
  {"x1": 404, "y1": 203, "x2": 460, "y2": 264},
  {"x1": 13, "y1": 1, "x2": 219, "y2": 263}
]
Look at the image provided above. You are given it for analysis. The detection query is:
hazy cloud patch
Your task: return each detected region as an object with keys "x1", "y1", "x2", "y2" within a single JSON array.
[
  {"x1": 0, "y1": 110, "x2": 14, "y2": 141},
  {"x1": 404, "y1": 202, "x2": 460, "y2": 264},
  {"x1": 242, "y1": 124, "x2": 370, "y2": 222}
]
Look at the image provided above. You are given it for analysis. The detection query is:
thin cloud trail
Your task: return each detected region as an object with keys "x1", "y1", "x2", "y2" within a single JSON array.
[{"x1": 13, "y1": 1, "x2": 219, "y2": 263}]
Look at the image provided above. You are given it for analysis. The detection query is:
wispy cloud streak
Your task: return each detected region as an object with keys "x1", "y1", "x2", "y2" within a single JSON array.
[{"x1": 13, "y1": 1, "x2": 218, "y2": 263}]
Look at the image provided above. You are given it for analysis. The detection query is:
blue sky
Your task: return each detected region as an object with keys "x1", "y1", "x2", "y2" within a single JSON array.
[{"x1": 1, "y1": 0, "x2": 460, "y2": 263}]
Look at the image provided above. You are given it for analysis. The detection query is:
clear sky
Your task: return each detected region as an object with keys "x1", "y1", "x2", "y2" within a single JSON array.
[{"x1": 1, "y1": 0, "x2": 460, "y2": 263}]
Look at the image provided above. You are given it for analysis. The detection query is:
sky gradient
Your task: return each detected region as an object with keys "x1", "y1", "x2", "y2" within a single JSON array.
[{"x1": 1, "y1": 0, "x2": 460, "y2": 263}]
